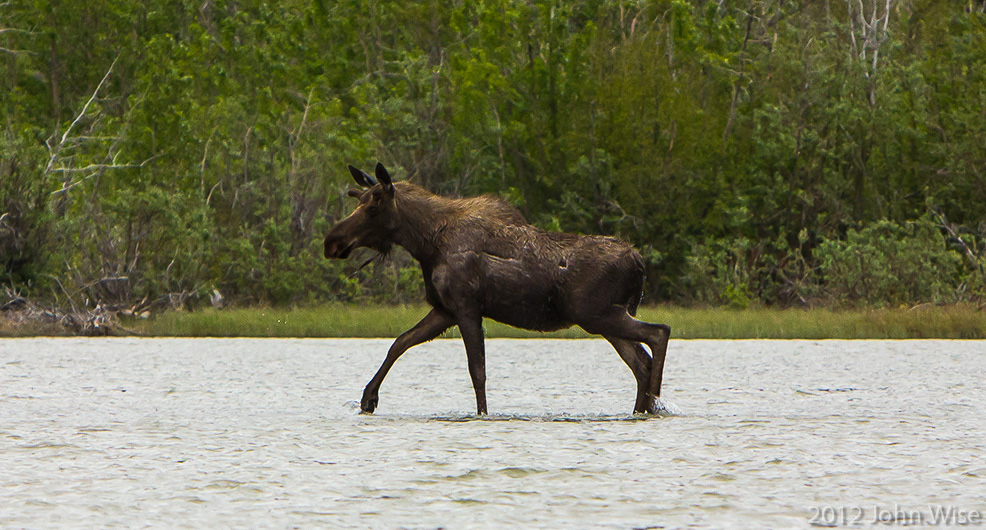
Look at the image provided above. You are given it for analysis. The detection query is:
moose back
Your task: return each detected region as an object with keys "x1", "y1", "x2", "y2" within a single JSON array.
[{"x1": 323, "y1": 163, "x2": 671, "y2": 415}]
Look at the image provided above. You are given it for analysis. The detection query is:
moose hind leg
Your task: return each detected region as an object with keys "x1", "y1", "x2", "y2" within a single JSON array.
[
  {"x1": 581, "y1": 307, "x2": 671, "y2": 413},
  {"x1": 604, "y1": 336, "x2": 653, "y2": 414},
  {"x1": 646, "y1": 322, "x2": 671, "y2": 407},
  {"x1": 362, "y1": 308, "x2": 454, "y2": 413}
]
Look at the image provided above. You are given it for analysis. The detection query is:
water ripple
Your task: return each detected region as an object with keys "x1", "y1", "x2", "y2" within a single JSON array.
[{"x1": 0, "y1": 338, "x2": 983, "y2": 529}]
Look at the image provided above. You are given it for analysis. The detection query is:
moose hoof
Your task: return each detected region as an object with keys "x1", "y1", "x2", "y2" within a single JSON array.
[{"x1": 360, "y1": 395, "x2": 378, "y2": 414}]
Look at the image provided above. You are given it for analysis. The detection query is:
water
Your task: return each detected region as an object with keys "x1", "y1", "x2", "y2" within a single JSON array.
[{"x1": 1, "y1": 338, "x2": 984, "y2": 528}]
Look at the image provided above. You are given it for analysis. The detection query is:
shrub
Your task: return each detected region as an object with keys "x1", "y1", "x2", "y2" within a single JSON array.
[{"x1": 813, "y1": 217, "x2": 963, "y2": 307}]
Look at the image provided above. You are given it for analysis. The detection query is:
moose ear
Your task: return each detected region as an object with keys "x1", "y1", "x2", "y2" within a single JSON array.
[
  {"x1": 375, "y1": 162, "x2": 395, "y2": 196},
  {"x1": 348, "y1": 165, "x2": 377, "y2": 188}
]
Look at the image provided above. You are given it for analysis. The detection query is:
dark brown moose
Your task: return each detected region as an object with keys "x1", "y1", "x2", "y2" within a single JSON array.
[{"x1": 324, "y1": 163, "x2": 671, "y2": 415}]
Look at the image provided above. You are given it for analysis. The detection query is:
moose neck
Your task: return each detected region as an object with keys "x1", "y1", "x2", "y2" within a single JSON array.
[{"x1": 390, "y1": 183, "x2": 457, "y2": 265}]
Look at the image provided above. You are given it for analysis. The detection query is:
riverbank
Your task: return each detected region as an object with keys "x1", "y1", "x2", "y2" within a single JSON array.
[
  {"x1": 3, "y1": 303, "x2": 983, "y2": 340},
  {"x1": 121, "y1": 304, "x2": 984, "y2": 339}
]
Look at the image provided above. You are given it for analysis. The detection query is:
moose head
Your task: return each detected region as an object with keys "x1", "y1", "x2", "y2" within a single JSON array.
[{"x1": 323, "y1": 163, "x2": 399, "y2": 260}]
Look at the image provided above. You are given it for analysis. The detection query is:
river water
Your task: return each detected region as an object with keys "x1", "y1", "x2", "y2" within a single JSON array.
[{"x1": 1, "y1": 338, "x2": 984, "y2": 528}]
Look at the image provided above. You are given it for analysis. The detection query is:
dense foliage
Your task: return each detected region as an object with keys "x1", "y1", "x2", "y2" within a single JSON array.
[{"x1": 2, "y1": 0, "x2": 984, "y2": 309}]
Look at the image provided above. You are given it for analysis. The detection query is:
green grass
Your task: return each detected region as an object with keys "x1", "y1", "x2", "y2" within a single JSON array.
[
  {"x1": 130, "y1": 303, "x2": 986, "y2": 339},
  {"x1": 636, "y1": 306, "x2": 986, "y2": 339}
]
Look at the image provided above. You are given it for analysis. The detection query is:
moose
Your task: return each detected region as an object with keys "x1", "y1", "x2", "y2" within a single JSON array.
[{"x1": 324, "y1": 163, "x2": 671, "y2": 415}]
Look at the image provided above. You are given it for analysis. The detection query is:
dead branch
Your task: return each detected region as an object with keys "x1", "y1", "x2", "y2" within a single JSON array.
[
  {"x1": 49, "y1": 154, "x2": 162, "y2": 195},
  {"x1": 1, "y1": 291, "x2": 138, "y2": 336},
  {"x1": 42, "y1": 274, "x2": 81, "y2": 315},
  {"x1": 41, "y1": 55, "x2": 161, "y2": 199},
  {"x1": 200, "y1": 128, "x2": 215, "y2": 203},
  {"x1": 0, "y1": 11, "x2": 37, "y2": 55},
  {"x1": 0, "y1": 47, "x2": 37, "y2": 55},
  {"x1": 45, "y1": 56, "x2": 119, "y2": 177},
  {"x1": 288, "y1": 87, "x2": 315, "y2": 184},
  {"x1": 934, "y1": 210, "x2": 979, "y2": 263}
]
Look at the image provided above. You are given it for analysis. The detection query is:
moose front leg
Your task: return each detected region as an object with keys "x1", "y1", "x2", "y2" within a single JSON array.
[
  {"x1": 457, "y1": 316, "x2": 488, "y2": 415},
  {"x1": 361, "y1": 308, "x2": 453, "y2": 413}
]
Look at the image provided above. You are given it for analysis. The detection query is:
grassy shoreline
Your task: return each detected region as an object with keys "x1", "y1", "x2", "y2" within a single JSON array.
[{"x1": 108, "y1": 304, "x2": 986, "y2": 340}]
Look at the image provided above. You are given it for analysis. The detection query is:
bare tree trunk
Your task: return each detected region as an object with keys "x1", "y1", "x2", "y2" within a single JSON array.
[
  {"x1": 723, "y1": 4, "x2": 755, "y2": 143},
  {"x1": 846, "y1": 0, "x2": 894, "y2": 107}
]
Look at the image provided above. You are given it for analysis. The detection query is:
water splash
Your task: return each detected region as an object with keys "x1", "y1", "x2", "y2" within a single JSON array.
[{"x1": 650, "y1": 396, "x2": 683, "y2": 417}]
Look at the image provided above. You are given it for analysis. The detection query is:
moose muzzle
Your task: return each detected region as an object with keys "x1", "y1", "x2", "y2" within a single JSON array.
[{"x1": 323, "y1": 234, "x2": 357, "y2": 259}]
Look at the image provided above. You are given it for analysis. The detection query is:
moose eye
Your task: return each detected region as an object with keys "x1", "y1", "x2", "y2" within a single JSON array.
[{"x1": 366, "y1": 204, "x2": 379, "y2": 216}]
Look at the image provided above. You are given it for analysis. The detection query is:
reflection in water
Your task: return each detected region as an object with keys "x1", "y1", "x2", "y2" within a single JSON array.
[
  {"x1": 424, "y1": 413, "x2": 659, "y2": 423},
  {"x1": 1, "y1": 338, "x2": 984, "y2": 528}
]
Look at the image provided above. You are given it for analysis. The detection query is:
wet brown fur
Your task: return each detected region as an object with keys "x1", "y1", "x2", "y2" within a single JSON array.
[{"x1": 324, "y1": 164, "x2": 671, "y2": 415}]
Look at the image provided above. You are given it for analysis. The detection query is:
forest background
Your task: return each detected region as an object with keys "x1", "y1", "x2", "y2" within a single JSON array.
[{"x1": 2, "y1": 0, "x2": 985, "y2": 315}]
